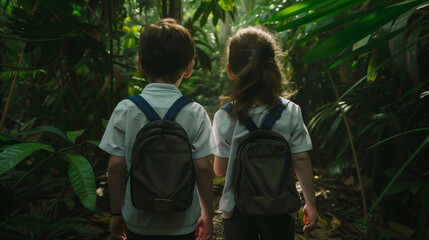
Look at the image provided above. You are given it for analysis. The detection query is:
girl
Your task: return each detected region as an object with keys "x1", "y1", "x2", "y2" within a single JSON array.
[{"x1": 212, "y1": 26, "x2": 318, "y2": 240}]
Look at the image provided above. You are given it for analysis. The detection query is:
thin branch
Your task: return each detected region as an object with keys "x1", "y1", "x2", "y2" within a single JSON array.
[
  {"x1": 113, "y1": 61, "x2": 136, "y2": 70},
  {"x1": 0, "y1": 43, "x2": 26, "y2": 132},
  {"x1": 11, "y1": 141, "x2": 91, "y2": 190},
  {"x1": 84, "y1": 1, "x2": 109, "y2": 30},
  {"x1": 327, "y1": 71, "x2": 368, "y2": 219},
  {"x1": 11, "y1": 152, "x2": 55, "y2": 189}
]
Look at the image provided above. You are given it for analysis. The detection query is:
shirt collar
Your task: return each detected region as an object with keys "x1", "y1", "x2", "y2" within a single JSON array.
[{"x1": 142, "y1": 83, "x2": 182, "y2": 95}]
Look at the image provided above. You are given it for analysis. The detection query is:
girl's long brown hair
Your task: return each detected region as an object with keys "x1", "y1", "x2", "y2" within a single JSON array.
[{"x1": 220, "y1": 26, "x2": 293, "y2": 122}]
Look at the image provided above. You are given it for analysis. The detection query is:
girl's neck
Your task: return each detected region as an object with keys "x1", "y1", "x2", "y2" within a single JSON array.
[{"x1": 251, "y1": 100, "x2": 263, "y2": 107}]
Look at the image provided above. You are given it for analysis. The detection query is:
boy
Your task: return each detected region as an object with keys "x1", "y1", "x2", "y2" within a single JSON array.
[{"x1": 99, "y1": 18, "x2": 215, "y2": 240}]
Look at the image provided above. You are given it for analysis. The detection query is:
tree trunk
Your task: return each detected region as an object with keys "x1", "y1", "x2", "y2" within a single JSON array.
[
  {"x1": 219, "y1": 12, "x2": 232, "y2": 47},
  {"x1": 162, "y1": 0, "x2": 168, "y2": 18},
  {"x1": 161, "y1": 0, "x2": 182, "y2": 22},
  {"x1": 169, "y1": 0, "x2": 182, "y2": 22}
]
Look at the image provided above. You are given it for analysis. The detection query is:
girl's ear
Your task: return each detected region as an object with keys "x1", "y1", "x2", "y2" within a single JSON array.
[
  {"x1": 227, "y1": 64, "x2": 236, "y2": 79},
  {"x1": 136, "y1": 55, "x2": 144, "y2": 75},
  {"x1": 183, "y1": 60, "x2": 195, "y2": 78}
]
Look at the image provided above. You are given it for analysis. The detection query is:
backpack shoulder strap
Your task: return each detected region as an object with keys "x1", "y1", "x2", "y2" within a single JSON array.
[
  {"x1": 222, "y1": 102, "x2": 233, "y2": 114},
  {"x1": 260, "y1": 99, "x2": 291, "y2": 130},
  {"x1": 127, "y1": 94, "x2": 161, "y2": 121},
  {"x1": 163, "y1": 96, "x2": 194, "y2": 121},
  {"x1": 243, "y1": 117, "x2": 259, "y2": 132},
  {"x1": 222, "y1": 102, "x2": 259, "y2": 132}
]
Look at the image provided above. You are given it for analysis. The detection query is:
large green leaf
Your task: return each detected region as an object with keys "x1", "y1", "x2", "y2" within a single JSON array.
[
  {"x1": 302, "y1": 0, "x2": 423, "y2": 63},
  {"x1": 265, "y1": 0, "x2": 336, "y2": 23},
  {"x1": 325, "y1": 19, "x2": 429, "y2": 70},
  {"x1": 389, "y1": 7, "x2": 417, "y2": 81},
  {"x1": 276, "y1": 0, "x2": 366, "y2": 32},
  {"x1": 66, "y1": 129, "x2": 85, "y2": 144},
  {"x1": 16, "y1": 125, "x2": 71, "y2": 143},
  {"x1": 298, "y1": 10, "x2": 367, "y2": 44},
  {"x1": 332, "y1": 32, "x2": 429, "y2": 107},
  {"x1": 0, "y1": 143, "x2": 54, "y2": 176},
  {"x1": 296, "y1": 0, "x2": 400, "y2": 43},
  {"x1": 192, "y1": 1, "x2": 209, "y2": 23},
  {"x1": 407, "y1": 25, "x2": 424, "y2": 84},
  {"x1": 366, "y1": 20, "x2": 393, "y2": 82},
  {"x1": 67, "y1": 154, "x2": 96, "y2": 211},
  {"x1": 218, "y1": 0, "x2": 235, "y2": 12}
]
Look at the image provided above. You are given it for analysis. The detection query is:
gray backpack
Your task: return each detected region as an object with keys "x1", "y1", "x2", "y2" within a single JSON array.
[
  {"x1": 127, "y1": 95, "x2": 195, "y2": 213},
  {"x1": 223, "y1": 99, "x2": 301, "y2": 215}
]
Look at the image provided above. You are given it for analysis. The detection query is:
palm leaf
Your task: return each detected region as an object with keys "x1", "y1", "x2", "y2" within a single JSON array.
[
  {"x1": 265, "y1": 0, "x2": 337, "y2": 23},
  {"x1": 302, "y1": 1, "x2": 423, "y2": 63}
]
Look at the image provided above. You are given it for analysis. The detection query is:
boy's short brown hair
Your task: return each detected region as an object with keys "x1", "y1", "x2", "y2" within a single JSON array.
[{"x1": 138, "y1": 18, "x2": 196, "y2": 83}]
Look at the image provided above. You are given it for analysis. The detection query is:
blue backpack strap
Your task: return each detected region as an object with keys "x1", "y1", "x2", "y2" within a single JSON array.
[
  {"x1": 127, "y1": 95, "x2": 161, "y2": 121},
  {"x1": 222, "y1": 102, "x2": 233, "y2": 114},
  {"x1": 163, "y1": 96, "x2": 194, "y2": 121},
  {"x1": 222, "y1": 102, "x2": 259, "y2": 131},
  {"x1": 260, "y1": 99, "x2": 290, "y2": 130},
  {"x1": 284, "y1": 152, "x2": 290, "y2": 167},
  {"x1": 243, "y1": 117, "x2": 259, "y2": 132}
]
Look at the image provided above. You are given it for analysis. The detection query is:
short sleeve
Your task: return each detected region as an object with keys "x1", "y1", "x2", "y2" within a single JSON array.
[
  {"x1": 289, "y1": 105, "x2": 313, "y2": 154},
  {"x1": 212, "y1": 109, "x2": 233, "y2": 158},
  {"x1": 99, "y1": 102, "x2": 127, "y2": 157},
  {"x1": 190, "y1": 107, "x2": 216, "y2": 159}
]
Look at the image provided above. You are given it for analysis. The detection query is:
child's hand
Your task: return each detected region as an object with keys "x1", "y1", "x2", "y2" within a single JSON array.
[
  {"x1": 110, "y1": 215, "x2": 126, "y2": 240},
  {"x1": 195, "y1": 215, "x2": 213, "y2": 240},
  {"x1": 302, "y1": 204, "x2": 318, "y2": 233}
]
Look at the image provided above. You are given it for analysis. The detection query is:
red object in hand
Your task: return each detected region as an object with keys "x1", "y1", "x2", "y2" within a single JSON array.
[
  {"x1": 303, "y1": 215, "x2": 310, "y2": 233},
  {"x1": 304, "y1": 215, "x2": 309, "y2": 225}
]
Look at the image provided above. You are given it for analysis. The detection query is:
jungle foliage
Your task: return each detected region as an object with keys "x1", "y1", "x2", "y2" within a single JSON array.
[{"x1": 0, "y1": 0, "x2": 428, "y2": 239}]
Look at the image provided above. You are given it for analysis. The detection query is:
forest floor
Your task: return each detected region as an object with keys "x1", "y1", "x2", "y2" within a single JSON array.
[{"x1": 87, "y1": 169, "x2": 416, "y2": 240}]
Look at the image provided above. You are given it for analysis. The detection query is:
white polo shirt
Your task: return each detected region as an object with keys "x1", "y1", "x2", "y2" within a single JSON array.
[
  {"x1": 99, "y1": 83, "x2": 216, "y2": 235},
  {"x1": 212, "y1": 98, "x2": 313, "y2": 219}
]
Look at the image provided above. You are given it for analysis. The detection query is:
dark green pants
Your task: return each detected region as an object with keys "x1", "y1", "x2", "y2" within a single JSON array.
[{"x1": 223, "y1": 208, "x2": 295, "y2": 240}]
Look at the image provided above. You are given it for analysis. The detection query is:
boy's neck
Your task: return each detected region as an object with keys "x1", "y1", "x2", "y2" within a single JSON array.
[{"x1": 149, "y1": 78, "x2": 183, "y2": 88}]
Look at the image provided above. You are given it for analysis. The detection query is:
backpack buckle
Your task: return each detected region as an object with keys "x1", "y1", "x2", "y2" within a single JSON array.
[{"x1": 153, "y1": 198, "x2": 173, "y2": 213}]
